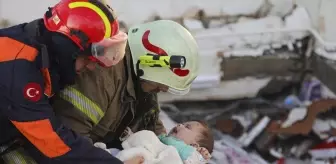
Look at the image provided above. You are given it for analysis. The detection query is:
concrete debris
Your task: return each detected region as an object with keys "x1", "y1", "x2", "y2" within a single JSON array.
[
  {"x1": 220, "y1": 0, "x2": 265, "y2": 16},
  {"x1": 160, "y1": 77, "x2": 336, "y2": 164},
  {"x1": 185, "y1": 6, "x2": 310, "y2": 59},
  {"x1": 268, "y1": 0, "x2": 295, "y2": 17}
]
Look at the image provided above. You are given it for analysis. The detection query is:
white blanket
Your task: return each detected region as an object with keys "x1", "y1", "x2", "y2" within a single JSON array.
[
  {"x1": 95, "y1": 130, "x2": 206, "y2": 164},
  {"x1": 116, "y1": 130, "x2": 183, "y2": 164}
]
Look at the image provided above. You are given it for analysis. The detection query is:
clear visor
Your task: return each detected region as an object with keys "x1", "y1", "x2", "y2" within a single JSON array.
[
  {"x1": 91, "y1": 31, "x2": 128, "y2": 67},
  {"x1": 168, "y1": 86, "x2": 191, "y2": 95}
]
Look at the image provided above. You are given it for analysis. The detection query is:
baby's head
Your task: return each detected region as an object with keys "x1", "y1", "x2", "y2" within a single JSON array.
[{"x1": 169, "y1": 120, "x2": 214, "y2": 153}]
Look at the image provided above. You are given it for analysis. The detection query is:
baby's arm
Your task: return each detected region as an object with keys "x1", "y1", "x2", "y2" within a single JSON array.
[
  {"x1": 118, "y1": 129, "x2": 171, "y2": 163},
  {"x1": 116, "y1": 147, "x2": 153, "y2": 162},
  {"x1": 121, "y1": 130, "x2": 166, "y2": 152}
]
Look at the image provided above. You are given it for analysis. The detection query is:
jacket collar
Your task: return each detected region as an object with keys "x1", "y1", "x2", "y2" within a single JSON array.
[{"x1": 124, "y1": 45, "x2": 137, "y2": 99}]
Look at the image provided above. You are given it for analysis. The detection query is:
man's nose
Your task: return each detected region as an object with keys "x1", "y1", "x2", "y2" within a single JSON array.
[{"x1": 86, "y1": 61, "x2": 97, "y2": 70}]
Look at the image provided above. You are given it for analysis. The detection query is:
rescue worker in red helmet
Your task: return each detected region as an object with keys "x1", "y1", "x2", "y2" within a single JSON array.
[{"x1": 0, "y1": 0, "x2": 136, "y2": 163}]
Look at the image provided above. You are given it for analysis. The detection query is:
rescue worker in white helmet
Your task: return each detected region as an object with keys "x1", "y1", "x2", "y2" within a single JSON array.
[{"x1": 52, "y1": 19, "x2": 200, "y2": 156}]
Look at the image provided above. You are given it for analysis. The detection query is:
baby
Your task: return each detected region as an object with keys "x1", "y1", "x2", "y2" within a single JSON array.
[{"x1": 95, "y1": 121, "x2": 214, "y2": 164}]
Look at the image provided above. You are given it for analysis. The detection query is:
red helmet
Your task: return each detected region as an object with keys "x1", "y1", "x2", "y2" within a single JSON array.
[{"x1": 43, "y1": 0, "x2": 119, "y2": 50}]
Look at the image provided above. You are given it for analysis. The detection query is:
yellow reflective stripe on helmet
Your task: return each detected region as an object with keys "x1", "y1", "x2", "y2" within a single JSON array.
[
  {"x1": 0, "y1": 147, "x2": 36, "y2": 164},
  {"x1": 60, "y1": 86, "x2": 104, "y2": 124},
  {"x1": 68, "y1": 2, "x2": 111, "y2": 38}
]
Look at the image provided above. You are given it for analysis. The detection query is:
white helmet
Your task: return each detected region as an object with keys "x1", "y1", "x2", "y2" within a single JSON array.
[{"x1": 128, "y1": 20, "x2": 199, "y2": 95}]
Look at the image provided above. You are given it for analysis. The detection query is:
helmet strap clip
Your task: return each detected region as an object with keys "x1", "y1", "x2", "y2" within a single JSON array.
[
  {"x1": 136, "y1": 61, "x2": 144, "y2": 77},
  {"x1": 69, "y1": 29, "x2": 89, "y2": 49}
]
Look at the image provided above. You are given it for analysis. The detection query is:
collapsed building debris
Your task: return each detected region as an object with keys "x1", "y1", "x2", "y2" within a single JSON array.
[{"x1": 161, "y1": 97, "x2": 336, "y2": 163}]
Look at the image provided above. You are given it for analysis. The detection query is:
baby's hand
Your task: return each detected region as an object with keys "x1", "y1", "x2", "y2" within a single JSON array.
[
  {"x1": 123, "y1": 155, "x2": 144, "y2": 164},
  {"x1": 197, "y1": 147, "x2": 211, "y2": 160}
]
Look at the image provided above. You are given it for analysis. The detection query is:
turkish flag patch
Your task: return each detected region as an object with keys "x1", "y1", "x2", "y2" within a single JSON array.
[{"x1": 23, "y1": 83, "x2": 42, "y2": 102}]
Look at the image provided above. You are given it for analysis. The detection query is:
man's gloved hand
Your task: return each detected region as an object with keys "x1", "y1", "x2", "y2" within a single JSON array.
[
  {"x1": 123, "y1": 155, "x2": 144, "y2": 164},
  {"x1": 120, "y1": 127, "x2": 134, "y2": 142}
]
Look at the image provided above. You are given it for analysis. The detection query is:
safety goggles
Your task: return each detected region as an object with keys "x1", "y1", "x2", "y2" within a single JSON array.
[{"x1": 90, "y1": 31, "x2": 128, "y2": 67}]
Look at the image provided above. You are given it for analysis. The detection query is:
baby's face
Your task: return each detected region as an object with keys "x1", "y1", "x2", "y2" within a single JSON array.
[{"x1": 169, "y1": 121, "x2": 204, "y2": 145}]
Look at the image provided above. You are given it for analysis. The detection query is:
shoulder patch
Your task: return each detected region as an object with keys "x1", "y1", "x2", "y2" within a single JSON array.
[{"x1": 23, "y1": 82, "x2": 42, "y2": 102}]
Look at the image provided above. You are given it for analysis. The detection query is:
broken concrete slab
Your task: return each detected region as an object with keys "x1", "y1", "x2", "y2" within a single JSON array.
[{"x1": 221, "y1": 53, "x2": 299, "y2": 80}]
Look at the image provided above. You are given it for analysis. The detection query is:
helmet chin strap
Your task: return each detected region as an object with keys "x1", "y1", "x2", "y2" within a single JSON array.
[
  {"x1": 131, "y1": 61, "x2": 158, "y2": 131},
  {"x1": 24, "y1": 19, "x2": 50, "y2": 69},
  {"x1": 135, "y1": 60, "x2": 145, "y2": 97}
]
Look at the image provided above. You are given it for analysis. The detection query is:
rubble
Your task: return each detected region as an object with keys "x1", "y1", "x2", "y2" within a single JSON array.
[
  {"x1": 159, "y1": 76, "x2": 336, "y2": 164},
  {"x1": 268, "y1": 0, "x2": 295, "y2": 17}
]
